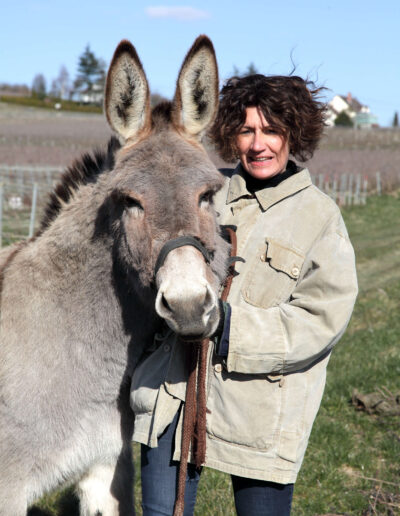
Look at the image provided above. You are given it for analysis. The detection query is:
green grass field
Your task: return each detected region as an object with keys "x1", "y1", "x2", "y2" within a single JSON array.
[
  {"x1": 0, "y1": 95, "x2": 102, "y2": 114},
  {"x1": 23, "y1": 193, "x2": 400, "y2": 515}
]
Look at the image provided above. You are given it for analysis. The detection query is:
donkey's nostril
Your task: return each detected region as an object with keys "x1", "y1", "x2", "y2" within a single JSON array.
[{"x1": 161, "y1": 293, "x2": 172, "y2": 313}]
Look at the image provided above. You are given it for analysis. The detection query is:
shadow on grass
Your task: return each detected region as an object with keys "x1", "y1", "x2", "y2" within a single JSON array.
[{"x1": 28, "y1": 488, "x2": 80, "y2": 516}]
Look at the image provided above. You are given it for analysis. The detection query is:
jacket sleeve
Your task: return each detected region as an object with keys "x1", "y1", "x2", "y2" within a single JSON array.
[{"x1": 225, "y1": 215, "x2": 358, "y2": 375}]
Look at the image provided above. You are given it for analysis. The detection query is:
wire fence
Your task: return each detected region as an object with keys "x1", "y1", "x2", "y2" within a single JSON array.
[
  {"x1": 309, "y1": 171, "x2": 383, "y2": 207},
  {"x1": 0, "y1": 165, "x2": 62, "y2": 247},
  {"x1": 0, "y1": 166, "x2": 385, "y2": 248}
]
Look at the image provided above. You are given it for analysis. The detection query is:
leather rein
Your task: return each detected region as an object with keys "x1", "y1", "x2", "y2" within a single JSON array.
[{"x1": 172, "y1": 227, "x2": 238, "y2": 516}]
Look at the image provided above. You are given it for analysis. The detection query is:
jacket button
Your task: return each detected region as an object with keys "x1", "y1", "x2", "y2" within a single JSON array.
[
  {"x1": 163, "y1": 344, "x2": 171, "y2": 352},
  {"x1": 260, "y1": 254, "x2": 266, "y2": 262},
  {"x1": 214, "y1": 363, "x2": 222, "y2": 373},
  {"x1": 291, "y1": 266, "x2": 300, "y2": 278}
]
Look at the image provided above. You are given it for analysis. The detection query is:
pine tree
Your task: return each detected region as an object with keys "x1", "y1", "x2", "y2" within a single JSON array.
[
  {"x1": 231, "y1": 63, "x2": 258, "y2": 77},
  {"x1": 246, "y1": 62, "x2": 258, "y2": 75},
  {"x1": 74, "y1": 45, "x2": 105, "y2": 93},
  {"x1": 393, "y1": 111, "x2": 399, "y2": 128},
  {"x1": 334, "y1": 111, "x2": 353, "y2": 127},
  {"x1": 31, "y1": 74, "x2": 46, "y2": 100}
]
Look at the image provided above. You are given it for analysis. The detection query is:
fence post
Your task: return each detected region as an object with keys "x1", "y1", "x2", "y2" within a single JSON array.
[
  {"x1": 354, "y1": 174, "x2": 361, "y2": 205},
  {"x1": 324, "y1": 177, "x2": 330, "y2": 197},
  {"x1": 332, "y1": 177, "x2": 337, "y2": 204},
  {"x1": 29, "y1": 183, "x2": 38, "y2": 238},
  {"x1": 318, "y1": 174, "x2": 323, "y2": 192},
  {"x1": 362, "y1": 177, "x2": 368, "y2": 205},
  {"x1": 348, "y1": 174, "x2": 354, "y2": 206},
  {"x1": 0, "y1": 183, "x2": 3, "y2": 248},
  {"x1": 339, "y1": 174, "x2": 347, "y2": 206},
  {"x1": 376, "y1": 171, "x2": 382, "y2": 195}
]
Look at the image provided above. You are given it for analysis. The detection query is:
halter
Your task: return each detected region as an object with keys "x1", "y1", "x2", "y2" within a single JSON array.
[{"x1": 154, "y1": 236, "x2": 212, "y2": 278}]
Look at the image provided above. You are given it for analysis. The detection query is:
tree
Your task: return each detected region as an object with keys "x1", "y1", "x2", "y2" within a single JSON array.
[
  {"x1": 393, "y1": 111, "x2": 399, "y2": 128},
  {"x1": 245, "y1": 62, "x2": 258, "y2": 75},
  {"x1": 31, "y1": 74, "x2": 47, "y2": 100},
  {"x1": 50, "y1": 65, "x2": 71, "y2": 99},
  {"x1": 74, "y1": 44, "x2": 106, "y2": 94},
  {"x1": 334, "y1": 111, "x2": 353, "y2": 127},
  {"x1": 231, "y1": 62, "x2": 259, "y2": 77},
  {"x1": 150, "y1": 92, "x2": 169, "y2": 108}
]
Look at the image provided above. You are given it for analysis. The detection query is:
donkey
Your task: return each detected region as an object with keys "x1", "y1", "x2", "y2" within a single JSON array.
[{"x1": 0, "y1": 36, "x2": 229, "y2": 516}]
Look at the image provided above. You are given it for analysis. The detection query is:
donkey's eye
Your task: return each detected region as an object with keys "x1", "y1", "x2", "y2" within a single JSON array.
[
  {"x1": 124, "y1": 196, "x2": 144, "y2": 216},
  {"x1": 199, "y1": 190, "x2": 214, "y2": 207}
]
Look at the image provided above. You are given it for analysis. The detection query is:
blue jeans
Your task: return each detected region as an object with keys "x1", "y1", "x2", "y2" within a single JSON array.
[{"x1": 140, "y1": 413, "x2": 293, "y2": 516}]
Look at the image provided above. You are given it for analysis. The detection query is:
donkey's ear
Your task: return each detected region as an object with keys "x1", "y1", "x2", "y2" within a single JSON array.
[
  {"x1": 172, "y1": 35, "x2": 219, "y2": 140},
  {"x1": 104, "y1": 40, "x2": 151, "y2": 142}
]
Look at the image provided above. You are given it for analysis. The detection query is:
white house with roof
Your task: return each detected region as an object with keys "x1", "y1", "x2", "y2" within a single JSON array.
[
  {"x1": 71, "y1": 83, "x2": 104, "y2": 105},
  {"x1": 326, "y1": 93, "x2": 378, "y2": 128}
]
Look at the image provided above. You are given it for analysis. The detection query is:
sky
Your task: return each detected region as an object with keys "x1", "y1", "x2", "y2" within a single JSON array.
[{"x1": 1, "y1": 0, "x2": 398, "y2": 126}]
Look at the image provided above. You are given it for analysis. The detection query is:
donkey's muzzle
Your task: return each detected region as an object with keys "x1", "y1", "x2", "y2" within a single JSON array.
[
  {"x1": 154, "y1": 238, "x2": 219, "y2": 338},
  {"x1": 155, "y1": 279, "x2": 217, "y2": 337}
]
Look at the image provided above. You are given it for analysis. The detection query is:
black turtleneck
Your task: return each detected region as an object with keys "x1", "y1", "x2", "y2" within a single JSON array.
[{"x1": 244, "y1": 160, "x2": 299, "y2": 194}]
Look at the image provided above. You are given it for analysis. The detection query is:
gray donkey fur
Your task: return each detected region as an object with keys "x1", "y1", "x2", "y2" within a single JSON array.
[{"x1": 0, "y1": 36, "x2": 228, "y2": 516}]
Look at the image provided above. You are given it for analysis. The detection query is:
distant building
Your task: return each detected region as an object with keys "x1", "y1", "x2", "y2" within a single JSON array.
[
  {"x1": 326, "y1": 92, "x2": 378, "y2": 128},
  {"x1": 71, "y1": 83, "x2": 103, "y2": 105},
  {"x1": 0, "y1": 84, "x2": 30, "y2": 97}
]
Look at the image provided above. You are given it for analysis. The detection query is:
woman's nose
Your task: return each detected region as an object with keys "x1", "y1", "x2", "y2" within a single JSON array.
[{"x1": 251, "y1": 131, "x2": 265, "y2": 152}]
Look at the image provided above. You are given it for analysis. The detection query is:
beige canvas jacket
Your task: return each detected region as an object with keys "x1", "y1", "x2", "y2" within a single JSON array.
[{"x1": 131, "y1": 164, "x2": 358, "y2": 484}]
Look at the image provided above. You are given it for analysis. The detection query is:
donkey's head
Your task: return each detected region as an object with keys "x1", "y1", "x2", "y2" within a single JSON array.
[{"x1": 103, "y1": 36, "x2": 229, "y2": 339}]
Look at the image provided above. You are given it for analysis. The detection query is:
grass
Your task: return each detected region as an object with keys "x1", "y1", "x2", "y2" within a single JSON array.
[
  {"x1": 0, "y1": 95, "x2": 102, "y2": 114},
  {"x1": 20, "y1": 193, "x2": 400, "y2": 515},
  {"x1": 1, "y1": 207, "x2": 36, "y2": 245},
  {"x1": 292, "y1": 193, "x2": 400, "y2": 515}
]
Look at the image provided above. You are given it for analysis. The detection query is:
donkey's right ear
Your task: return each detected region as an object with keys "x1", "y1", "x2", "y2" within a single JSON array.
[
  {"x1": 172, "y1": 35, "x2": 219, "y2": 140},
  {"x1": 104, "y1": 40, "x2": 151, "y2": 142}
]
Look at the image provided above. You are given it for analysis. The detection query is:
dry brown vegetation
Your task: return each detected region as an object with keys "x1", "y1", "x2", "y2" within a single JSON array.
[{"x1": 1, "y1": 101, "x2": 399, "y2": 192}]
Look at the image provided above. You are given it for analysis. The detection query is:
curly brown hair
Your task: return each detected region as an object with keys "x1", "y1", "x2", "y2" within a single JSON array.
[{"x1": 209, "y1": 74, "x2": 327, "y2": 163}]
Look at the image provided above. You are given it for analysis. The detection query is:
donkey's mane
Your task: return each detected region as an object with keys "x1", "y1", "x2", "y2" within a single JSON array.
[
  {"x1": 151, "y1": 101, "x2": 172, "y2": 127},
  {"x1": 38, "y1": 136, "x2": 122, "y2": 235}
]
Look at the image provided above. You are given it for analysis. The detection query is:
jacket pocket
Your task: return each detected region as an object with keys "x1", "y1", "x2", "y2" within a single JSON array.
[
  {"x1": 277, "y1": 430, "x2": 302, "y2": 463},
  {"x1": 130, "y1": 338, "x2": 171, "y2": 415},
  {"x1": 207, "y1": 367, "x2": 283, "y2": 450},
  {"x1": 242, "y1": 238, "x2": 305, "y2": 309}
]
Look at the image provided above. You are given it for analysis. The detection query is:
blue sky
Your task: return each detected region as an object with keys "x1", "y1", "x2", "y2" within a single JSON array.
[{"x1": 1, "y1": 0, "x2": 398, "y2": 126}]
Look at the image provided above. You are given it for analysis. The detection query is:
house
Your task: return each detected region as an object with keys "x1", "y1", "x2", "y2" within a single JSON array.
[
  {"x1": 326, "y1": 93, "x2": 378, "y2": 128},
  {"x1": 71, "y1": 83, "x2": 103, "y2": 105}
]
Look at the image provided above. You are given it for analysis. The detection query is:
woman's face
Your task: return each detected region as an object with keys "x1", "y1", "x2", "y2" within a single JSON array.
[{"x1": 235, "y1": 106, "x2": 289, "y2": 180}]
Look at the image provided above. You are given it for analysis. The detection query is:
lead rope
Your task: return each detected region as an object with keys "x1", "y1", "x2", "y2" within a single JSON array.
[{"x1": 173, "y1": 227, "x2": 238, "y2": 516}]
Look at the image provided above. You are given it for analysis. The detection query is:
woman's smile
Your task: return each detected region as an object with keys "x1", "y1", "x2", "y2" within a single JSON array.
[{"x1": 236, "y1": 106, "x2": 289, "y2": 180}]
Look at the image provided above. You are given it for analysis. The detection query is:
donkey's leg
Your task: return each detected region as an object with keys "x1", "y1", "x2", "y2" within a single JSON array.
[
  {"x1": 77, "y1": 445, "x2": 135, "y2": 516},
  {"x1": 78, "y1": 462, "x2": 119, "y2": 516}
]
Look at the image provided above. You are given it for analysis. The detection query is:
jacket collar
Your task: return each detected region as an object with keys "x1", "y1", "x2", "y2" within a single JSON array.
[{"x1": 226, "y1": 162, "x2": 312, "y2": 211}]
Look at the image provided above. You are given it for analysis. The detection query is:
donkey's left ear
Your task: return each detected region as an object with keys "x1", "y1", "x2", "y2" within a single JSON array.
[
  {"x1": 104, "y1": 40, "x2": 151, "y2": 142},
  {"x1": 172, "y1": 35, "x2": 219, "y2": 140}
]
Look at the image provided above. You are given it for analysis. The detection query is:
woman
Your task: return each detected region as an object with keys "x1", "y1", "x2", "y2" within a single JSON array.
[{"x1": 131, "y1": 74, "x2": 358, "y2": 515}]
